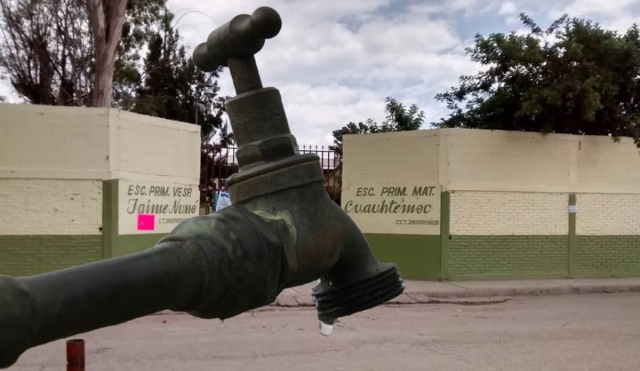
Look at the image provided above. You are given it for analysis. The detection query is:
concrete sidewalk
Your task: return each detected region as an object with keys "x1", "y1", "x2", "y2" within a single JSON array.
[{"x1": 271, "y1": 277, "x2": 640, "y2": 307}]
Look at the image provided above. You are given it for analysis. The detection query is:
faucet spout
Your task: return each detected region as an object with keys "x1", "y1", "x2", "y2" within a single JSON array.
[
  {"x1": 192, "y1": 5, "x2": 405, "y2": 324},
  {"x1": 0, "y1": 6, "x2": 404, "y2": 368}
]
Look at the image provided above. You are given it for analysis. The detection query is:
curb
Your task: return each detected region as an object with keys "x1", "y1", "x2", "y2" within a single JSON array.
[
  {"x1": 269, "y1": 284, "x2": 640, "y2": 308},
  {"x1": 423, "y1": 284, "x2": 640, "y2": 299},
  {"x1": 268, "y1": 293, "x2": 509, "y2": 307}
]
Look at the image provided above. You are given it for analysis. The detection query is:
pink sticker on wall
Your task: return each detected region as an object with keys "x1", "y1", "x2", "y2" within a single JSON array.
[{"x1": 137, "y1": 214, "x2": 155, "y2": 231}]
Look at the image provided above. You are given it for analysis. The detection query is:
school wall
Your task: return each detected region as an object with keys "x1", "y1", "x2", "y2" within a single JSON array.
[
  {"x1": 0, "y1": 104, "x2": 201, "y2": 277},
  {"x1": 342, "y1": 131, "x2": 442, "y2": 280},
  {"x1": 0, "y1": 104, "x2": 110, "y2": 179},
  {"x1": 441, "y1": 129, "x2": 640, "y2": 280},
  {"x1": 105, "y1": 110, "x2": 201, "y2": 258},
  {"x1": 342, "y1": 128, "x2": 640, "y2": 281},
  {"x1": 0, "y1": 105, "x2": 108, "y2": 276},
  {"x1": 108, "y1": 110, "x2": 201, "y2": 184},
  {"x1": 0, "y1": 178, "x2": 104, "y2": 276}
]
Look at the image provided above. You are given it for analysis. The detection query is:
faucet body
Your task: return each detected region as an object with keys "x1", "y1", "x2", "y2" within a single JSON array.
[{"x1": 0, "y1": 7, "x2": 404, "y2": 369}]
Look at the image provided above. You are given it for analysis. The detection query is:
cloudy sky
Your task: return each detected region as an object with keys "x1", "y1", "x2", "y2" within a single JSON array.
[{"x1": 2, "y1": 0, "x2": 639, "y2": 146}]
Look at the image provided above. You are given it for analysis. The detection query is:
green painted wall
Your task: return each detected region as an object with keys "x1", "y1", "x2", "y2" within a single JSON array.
[
  {"x1": 0, "y1": 235, "x2": 102, "y2": 277},
  {"x1": 7, "y1": 182, "x2": 640, "y2": 281},
  {"x1": 445, "y1": 193, "x2": 640, "y2": 280},
  {"x1": 574, "y1": 236, "x2": 640, "y2": 277},
  {"x1": 444, "y1": 192, "x2": 572, "y2": 280},
  {"x1": 448, "y1": 235, "x2": 569, "y2": 280},
  {"x1": 364, "y1": 233, "x2": 441, "y2": 280},
  {"x1": 0, "y1": 179, "x2": 166, "y2": 278},
  {"x1": 568, "y1": 194, "x2": 577, "y2": 276},
  {"x1": 440, "y1": 192, "x2": 451, "y2": 281},
  {"x1": 111, "y1": 234, "x2": 166, "y2": 257}
]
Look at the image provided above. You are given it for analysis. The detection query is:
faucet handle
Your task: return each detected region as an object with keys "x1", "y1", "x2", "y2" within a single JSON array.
[
  {"x1": 193, "y1": 6, "x2": 295, "y2": 165},
  {"x1": 193, "y1": 7, "x2": 282, "y2": 72}
]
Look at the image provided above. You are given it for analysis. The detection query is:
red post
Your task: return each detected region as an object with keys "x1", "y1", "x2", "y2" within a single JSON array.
[{"x1": 66, "y1": 339, "x2": 85, "y2": 371}]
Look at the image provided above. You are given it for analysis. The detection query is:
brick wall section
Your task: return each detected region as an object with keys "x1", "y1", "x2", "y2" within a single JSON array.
[
  {"x1": 574, "y1": 194, "x2": 640, "y2": 275},
  {"x1": 0, "y1": 179, "x2": 103, "y2": 276},
  {"x1": 450, "y1": 191, "x2": 568, "y2": 235},
  {"x1": 0, "y1": 179, "x2": 103, "y2": 235},
  {"x1": 576, "y1": 194, "x2": 640, "y2": 235},
  {"x1": 0, "y1": 235, "x2": 102, "y2": 276},
  {"x1": 449, "y1": 235, "x2": 568, "y2": 278},
  {"x1": 575, "y1": 236, "x2": 640, "y2": 275},
  {"x1": 448, "y1": 191, "x2": 569, "y2": 279}
]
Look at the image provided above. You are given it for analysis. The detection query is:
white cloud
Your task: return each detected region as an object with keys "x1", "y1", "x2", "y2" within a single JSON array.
[
  {"x1": 498, "y1": 1, "x2": 523, "y2": 26},
  {"x1": 0, "y1": 84, "x2": 9, "y2": 99},
  {"x1": 3, "y1": 0, "x2": 640, "y2": 146},
  {"x1": 548, "y1": 0, "x2": 640, "y2": 32},
  {"x1": 607, "y1": 16, "x2": 640, "y2": 31},
  {"x1": 407, "y1": 0, "x2": 501, "y2": 17},
  {"x1": 498, "y1": 1, "x2": 518, "y2": 16},
  {"x1": 169, "y1": 0, "x2": 483, "y2": 145},
  {"x1": 557, "y1": 0, "x2": 637, "y2": 18}
]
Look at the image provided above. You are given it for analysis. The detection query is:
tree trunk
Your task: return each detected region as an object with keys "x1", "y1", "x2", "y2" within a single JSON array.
[
  {"x1": 93, "y1": 52, "x2": 116, "y2": 107},
  {"x1": 86, "y1": 0, "x2": 128, "y2": 107}
]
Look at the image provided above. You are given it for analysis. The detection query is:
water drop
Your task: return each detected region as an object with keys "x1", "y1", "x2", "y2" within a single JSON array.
[{"x1": 319, "y1": 321, "x2": 334, "y2": 336}]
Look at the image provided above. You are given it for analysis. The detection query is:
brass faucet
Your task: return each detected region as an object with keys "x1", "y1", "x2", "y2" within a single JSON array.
[{"x1": 0, "y1": 7, "x2": 404, "y2": 368}]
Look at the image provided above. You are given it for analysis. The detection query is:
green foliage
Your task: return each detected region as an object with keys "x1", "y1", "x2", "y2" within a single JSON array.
[
  {"x1": 112, "y1": 0, "x2": 168, "y2": 110},
  {"x1": 129, "y1": 11, "x2": 232, "y2": 148},
  {"x1": 0, "y1": 0, "x2": 170, "y2": 106},
  {"x1": 0, "y1": 0, "x2": 92, "y2": 105},
  {"x1": 434, "y1": 13, "x2": 640, "y2": 147},
  {"x1": 331, "y1": 97, "x2": 424, "y2": 155}
]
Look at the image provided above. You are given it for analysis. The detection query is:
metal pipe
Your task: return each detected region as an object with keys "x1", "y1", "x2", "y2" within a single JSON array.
[
  {"x1": 0, "y1": 205, "x2": 284, "y2": 368},
  {"x1": 0, "y1": 241, "x2": 203, "y2": 346},
  {"x1": 227, "y1": 57, "x2": 263, "y2": 94}
]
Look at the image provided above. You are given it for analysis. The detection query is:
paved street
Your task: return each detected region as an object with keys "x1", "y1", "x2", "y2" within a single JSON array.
[{"x1": 10, "y1": 293, "x2": 640, "y2": 371}]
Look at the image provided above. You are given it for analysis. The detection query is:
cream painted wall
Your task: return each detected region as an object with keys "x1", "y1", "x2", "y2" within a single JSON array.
[
  {"x1": 576, "y1": 194, "x2": 640, "y2": 236},
  {"x1": 109, "y1": 110, "x2": 201, "y2": 185},
  {"x1": 0, "y1": 179, "x2": 103, "y2": 235},
  {"x1": 341, "y1": 128, "x2": 640, "y2": 238},
  {"x1": 441, "y1": 129, "x2": 640, "y2": 194},
  {"x1": 441, "y1": 129, "x2": 575, "y2": 193},
  {"x1": 450, "y1": 191, "x2": 569, "y2": 236},
  {"x1": 105, "y1": 111, "x2": 201, "y2": 235},
  {"x1": 343, "y1": 131, "x2": 439, "y2": 184},
  {"x1": 0, "y1": 104, "x2": 110, "y2": 179},
  {"x1": 342, "y1": 131, "x2": 441, "y2": 235},
  {"x1": 576, "y1": 138, "x2": 640, "y2": 194},
  {"x1": 0, "y1": 104, "x2": 202, "y2": 241},
  {"x1": 0, "y1": 104, "x2": 201, "y2": 185}
]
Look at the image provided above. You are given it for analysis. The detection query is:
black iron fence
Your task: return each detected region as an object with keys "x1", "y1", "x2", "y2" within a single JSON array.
[{"x1": 200, "y1": 145, "x2": 342, "y2": 213}]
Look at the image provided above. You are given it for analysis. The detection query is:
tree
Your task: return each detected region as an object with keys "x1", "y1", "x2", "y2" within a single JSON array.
[
  {"x1": 0, "y1": 0, "x2": 91, "y2": 105},
  {"x1": 330, "y1": 96, "x2": 425, "y2": 155},
  {"x1": 112, "y1": 0, "x2": 167, "y2": 110},
  {"x1": 130, "y1": 12, "x2": 234, "y2": 206},
  {"x1": 131, "y1": 11, "x2": 232, "y2": 148},
  {"x1": 433, "y1": 14, "x2": 640, "y2": 147},
  {"x1": 0, "y1": 0, "x2": 166, "y2": 107},
  {"x1": 86, "y1": 0, "x2": 128, "y2": 107}
]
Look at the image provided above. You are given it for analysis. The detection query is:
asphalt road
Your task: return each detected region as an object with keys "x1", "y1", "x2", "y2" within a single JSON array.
[{"x1": 9, "y1": 293, "x2": 640, "y2": 371}]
